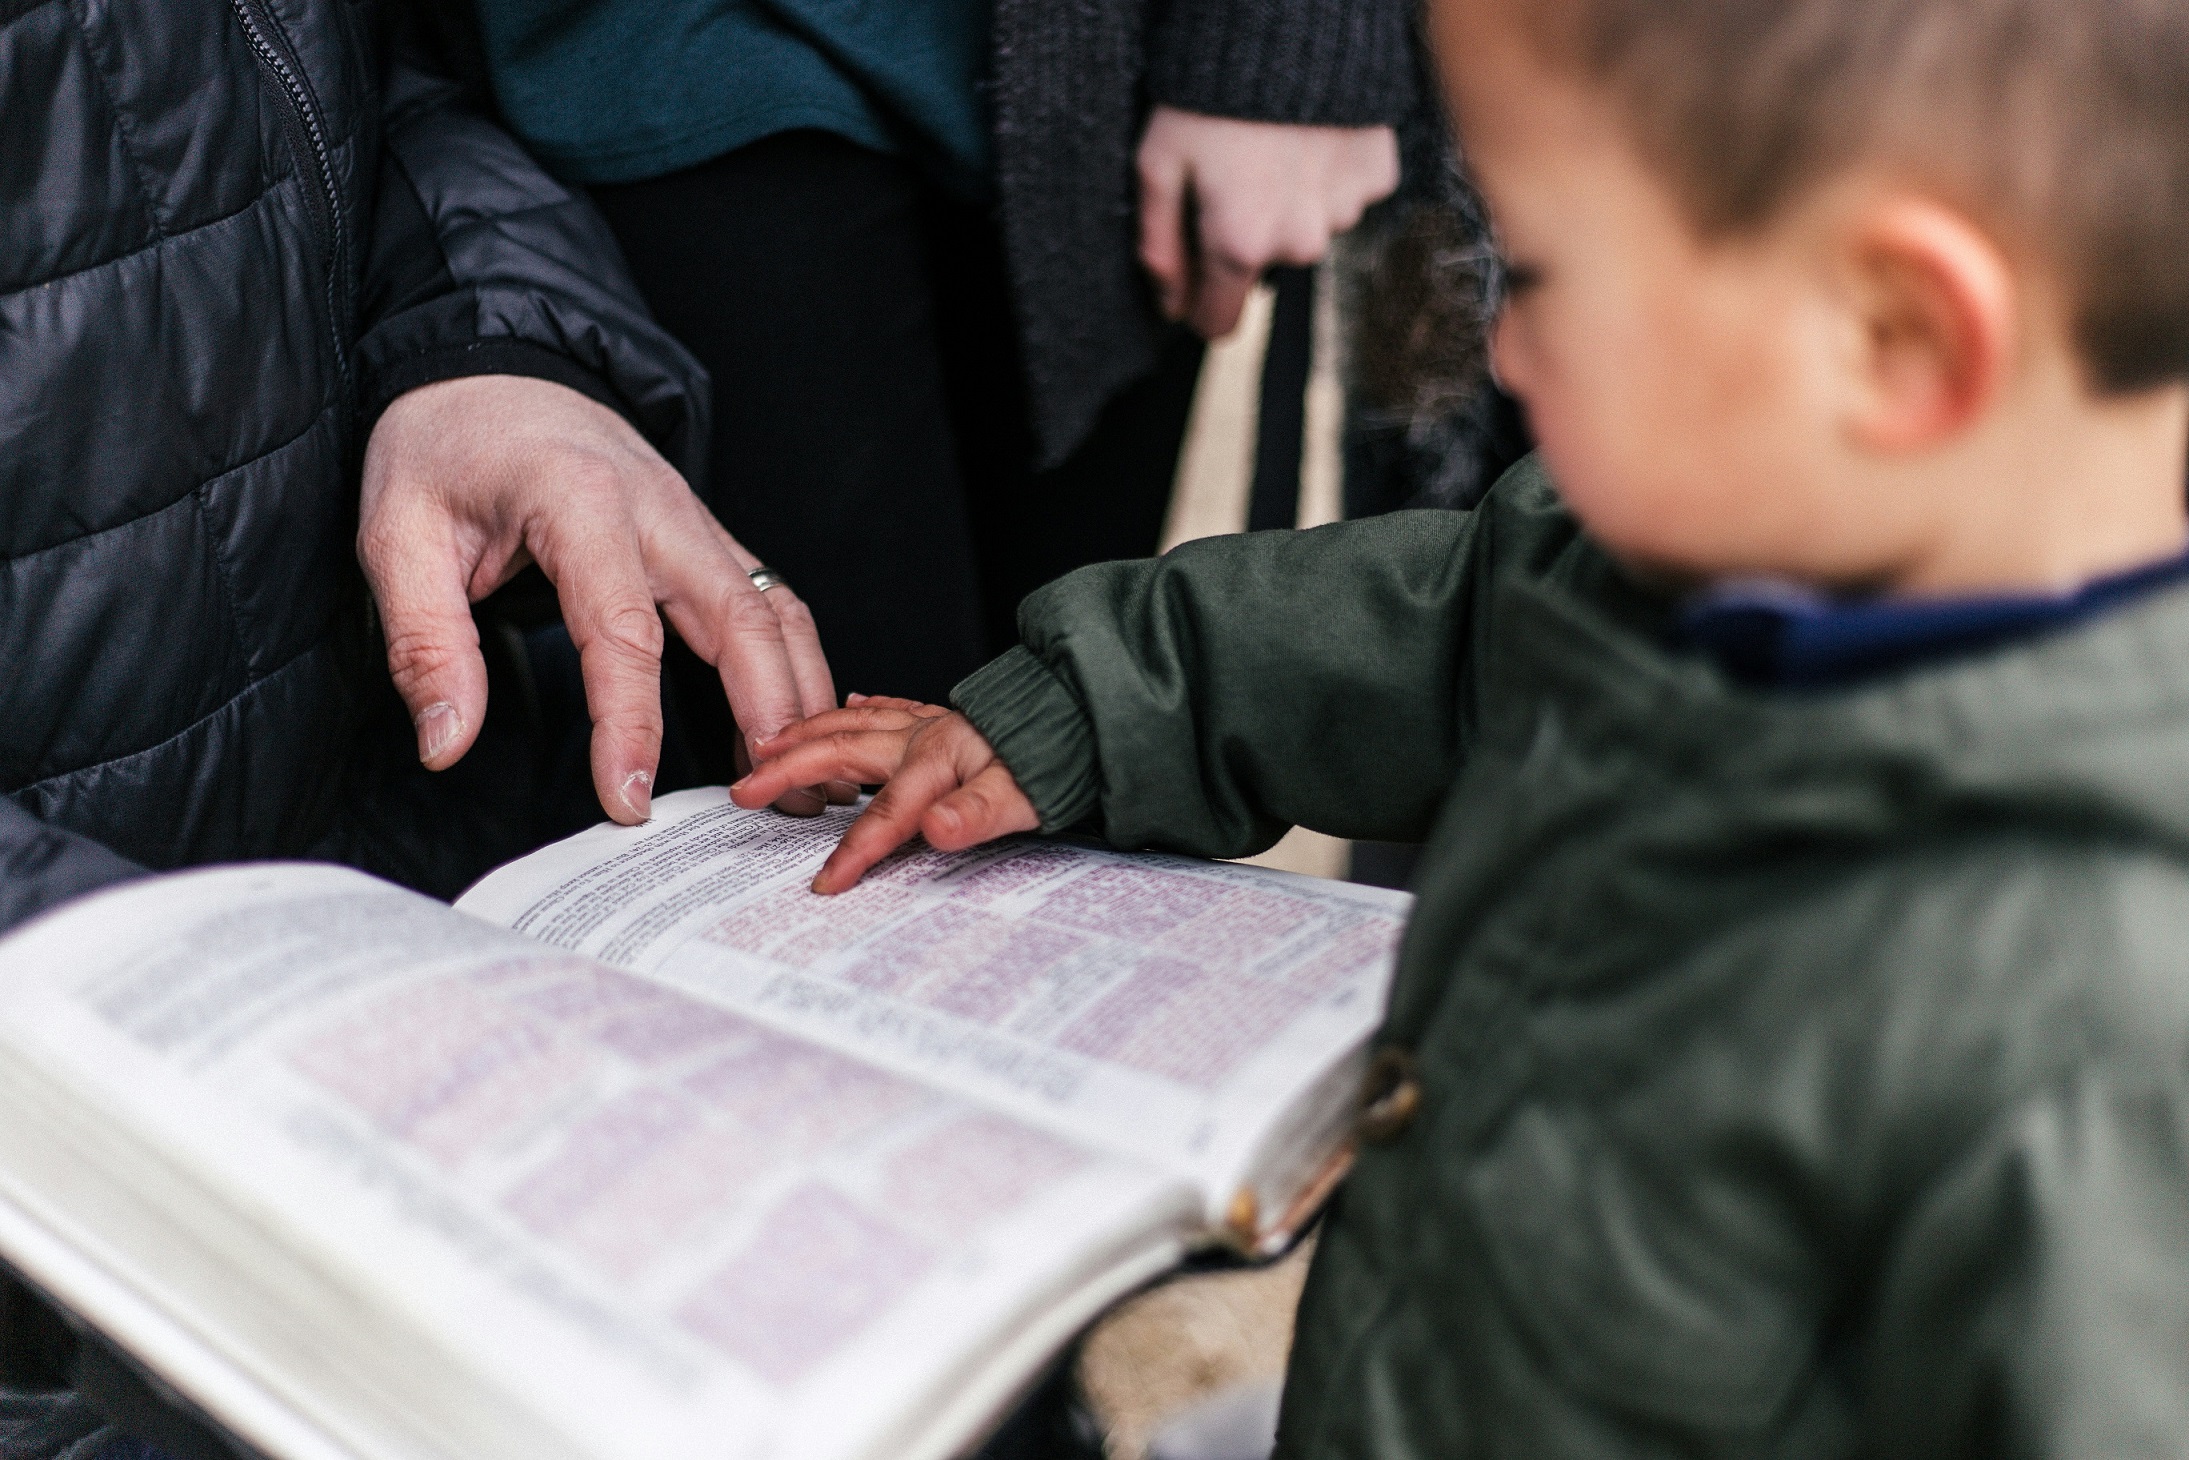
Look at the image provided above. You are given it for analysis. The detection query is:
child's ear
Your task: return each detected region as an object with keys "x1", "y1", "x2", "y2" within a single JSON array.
[{"x1": 1839, "y1": 199, "x2": 2016, "y2": 454}]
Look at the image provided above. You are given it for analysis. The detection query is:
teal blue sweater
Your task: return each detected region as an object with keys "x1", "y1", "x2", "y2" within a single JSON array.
[{"x1": 471, "y1": 0, "x2": 991, "y2": 194}]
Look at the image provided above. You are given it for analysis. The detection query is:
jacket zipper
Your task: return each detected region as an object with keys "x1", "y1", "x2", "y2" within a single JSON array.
[{"x1": 227, "y1": 0, "x2": 353, "y2": 394}]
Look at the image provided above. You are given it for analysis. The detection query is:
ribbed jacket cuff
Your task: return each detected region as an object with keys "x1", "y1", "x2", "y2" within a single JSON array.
[
  {"x1": 1147, "y1": 0, "x2": 1418, "y2": 127},
  {"x1": 951, "y1": 647, "x2": 1103, "y2": 834}
]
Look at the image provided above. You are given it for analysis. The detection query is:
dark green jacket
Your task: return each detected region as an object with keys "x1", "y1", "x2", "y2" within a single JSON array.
[{"x1": 953, "y1": 457, "x2": 2189, "y2": 1458}]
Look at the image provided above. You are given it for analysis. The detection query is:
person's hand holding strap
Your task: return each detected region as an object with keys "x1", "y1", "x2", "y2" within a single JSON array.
[
  {"x1": 730, "y1": 696, "x2": 1040, "y2": 893},
  {"x1": 360, "y1": 374, "x2": 845, "y2": 825},
  {"x1": 1137, "y1": 107, "x2": 1400, "y2": 339}
]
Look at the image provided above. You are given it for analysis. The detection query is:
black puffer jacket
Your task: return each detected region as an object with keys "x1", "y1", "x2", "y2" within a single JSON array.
[{"x1": 0, "y1": 0, "x2": 706, "y2": 933}]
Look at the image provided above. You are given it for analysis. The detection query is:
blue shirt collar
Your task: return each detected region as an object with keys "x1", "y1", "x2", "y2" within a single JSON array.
[{"x1": 1673, "y1": 547, "x2": 2189, "y2": 689}]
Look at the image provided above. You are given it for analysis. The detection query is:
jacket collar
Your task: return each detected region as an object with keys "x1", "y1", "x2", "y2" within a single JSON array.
[
  {"x1": 1496, "y1": 553, "x2": 2189, "y2": 863},
  {"x1": 1381, "y1": 552, "x2": 2189, "y2": 1087},
  {"x1": 1671, "y1": 549, "x2": 2189, "y2": 689}
]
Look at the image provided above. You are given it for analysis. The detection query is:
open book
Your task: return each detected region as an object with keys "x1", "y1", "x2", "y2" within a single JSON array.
[{"x1": 0, "y1": 789, "x2": 1409, "y2": 1460}]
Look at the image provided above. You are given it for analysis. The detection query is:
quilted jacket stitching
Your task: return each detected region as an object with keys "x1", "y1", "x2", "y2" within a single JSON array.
[
  {"x1": 1, "y1": 184, "x2": 272, "y2": 309},
  {"x1": 0, "y1": 396, "x2": 334, "y2": 569},
  {"x1": 59, "y1": 0, "x2": 174, "y2": 240},
  {"x1": 10, "y1": 642, "x2": 328, "y2": 798},
  {"x1": 0, "y1": 0, "x2": 65, "y2": 35},
  {"x1": 0, "y1": 471, "x2": 198, "y2": 571},
  {"x1": 192, "y1": 479, "x2": 261, "y2": 683},
  {"x1": 194, "y1": 405, "x2": 345, "y2": 675}
]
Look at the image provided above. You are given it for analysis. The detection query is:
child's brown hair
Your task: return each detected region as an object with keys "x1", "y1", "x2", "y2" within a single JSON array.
[{"x1": 1516, "y1": 0, "x2": 2189, "y2": 392}]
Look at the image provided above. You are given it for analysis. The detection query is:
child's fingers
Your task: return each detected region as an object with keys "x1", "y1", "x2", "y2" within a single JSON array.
[
  {"x1": 810, "y1": 747, "x2": 966, "y2": 894},
  {"x1": 730, "y1": 729, "x2": 913, "y2": 808},
  {"x1": 923, "y1": 763, "x2": 1040, "y2": 850},
  {"x1": 808, "y1": 808, "x2": 917, "y2": 895},
  {"x1": 754, "y1": 704, "x2": 935, "y2": 757},
  {"x1": 747, "y1": 707, "x2": 866, "y2": 756},
  {"x1": 841, "y1": 694, "x2": 945, "y2": 716}
]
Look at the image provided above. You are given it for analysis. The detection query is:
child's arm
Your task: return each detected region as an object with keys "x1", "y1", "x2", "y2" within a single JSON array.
[{"x1": 741, "y1": 460, "x2": 1587, "y2": 886}]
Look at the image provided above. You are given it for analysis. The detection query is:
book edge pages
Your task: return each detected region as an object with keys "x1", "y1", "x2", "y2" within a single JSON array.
[
  {"x1": 1212, "y1": 1038, "x2": 1373, "y2": 1249},
  {"x1": 883, "y1": 1232, "x2": 1186, "y2": 1460},
  {"x1": 0, "y1": 1183, "x2": 358, "y2": 1460},
  {"x1": 1221, "y1": 1144, "x2": 1354, "y2": 1261},
  {"x1": 0, "y1": 1131, "x2": 1194, "y2": 1460}
]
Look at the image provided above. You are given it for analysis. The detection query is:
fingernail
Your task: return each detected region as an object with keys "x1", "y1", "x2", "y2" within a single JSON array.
[
  {"x1": 621, "y1": 770, "x2": 653, "y2": 821},
  {"x1": 847, "y1": 693, "x2": 868, "y2": 706},
  {"x1": 415, "y1": 702, "x2": 462, "y2": 764},
  {"x1": 809, "y1": 873, "x2": 831, "y2": 895}
]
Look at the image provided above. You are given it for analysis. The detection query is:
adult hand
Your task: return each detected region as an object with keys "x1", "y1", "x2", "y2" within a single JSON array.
[
  {"x1": 1137, "y1": 107, "x2": 1400, "y2": 339},
  {"x1": 731, "y1": 697, "x2": 1040, "y2": 894},
  {"x1": 360, "y1": 373, "x2": 848, "y2": 825}
]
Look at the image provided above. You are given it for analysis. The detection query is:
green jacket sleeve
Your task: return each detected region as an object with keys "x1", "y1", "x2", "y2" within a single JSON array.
[{"x1": 950, "y1": 483, "x2": 1567, "y2": 859}]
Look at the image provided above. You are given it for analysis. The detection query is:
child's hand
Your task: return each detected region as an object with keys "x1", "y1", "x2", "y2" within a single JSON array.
[{"x1": 730, "y1": 695, "x2": 1041, "y2": 894}]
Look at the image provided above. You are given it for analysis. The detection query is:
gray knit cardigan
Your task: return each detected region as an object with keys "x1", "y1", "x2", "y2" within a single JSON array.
[{"x1": 991, "y1": 0, "x2": 1419, "y2": 465}]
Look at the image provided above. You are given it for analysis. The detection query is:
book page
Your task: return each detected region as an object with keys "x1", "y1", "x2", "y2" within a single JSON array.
[
  {"x1": 459, "y1": 791, "x2": 1412, "y2": 1226},
  {"x1": 0, "y1": 866, "x2": 1191, "y2": 1460}
]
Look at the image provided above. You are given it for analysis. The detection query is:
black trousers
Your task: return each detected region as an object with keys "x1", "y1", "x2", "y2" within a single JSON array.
[{"x1": 589, "y1": 131, "x2": 1204, "y2": 720}]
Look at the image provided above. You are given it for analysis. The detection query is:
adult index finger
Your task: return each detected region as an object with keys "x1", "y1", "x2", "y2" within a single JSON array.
[{"x1": 532, "y1": 495, "x2": 666, "y2": 824}]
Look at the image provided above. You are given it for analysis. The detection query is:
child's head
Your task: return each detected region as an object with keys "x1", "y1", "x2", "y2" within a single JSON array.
[{"x1": 1432, "y1": 0, "x2": 2189, "y2": 595}]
